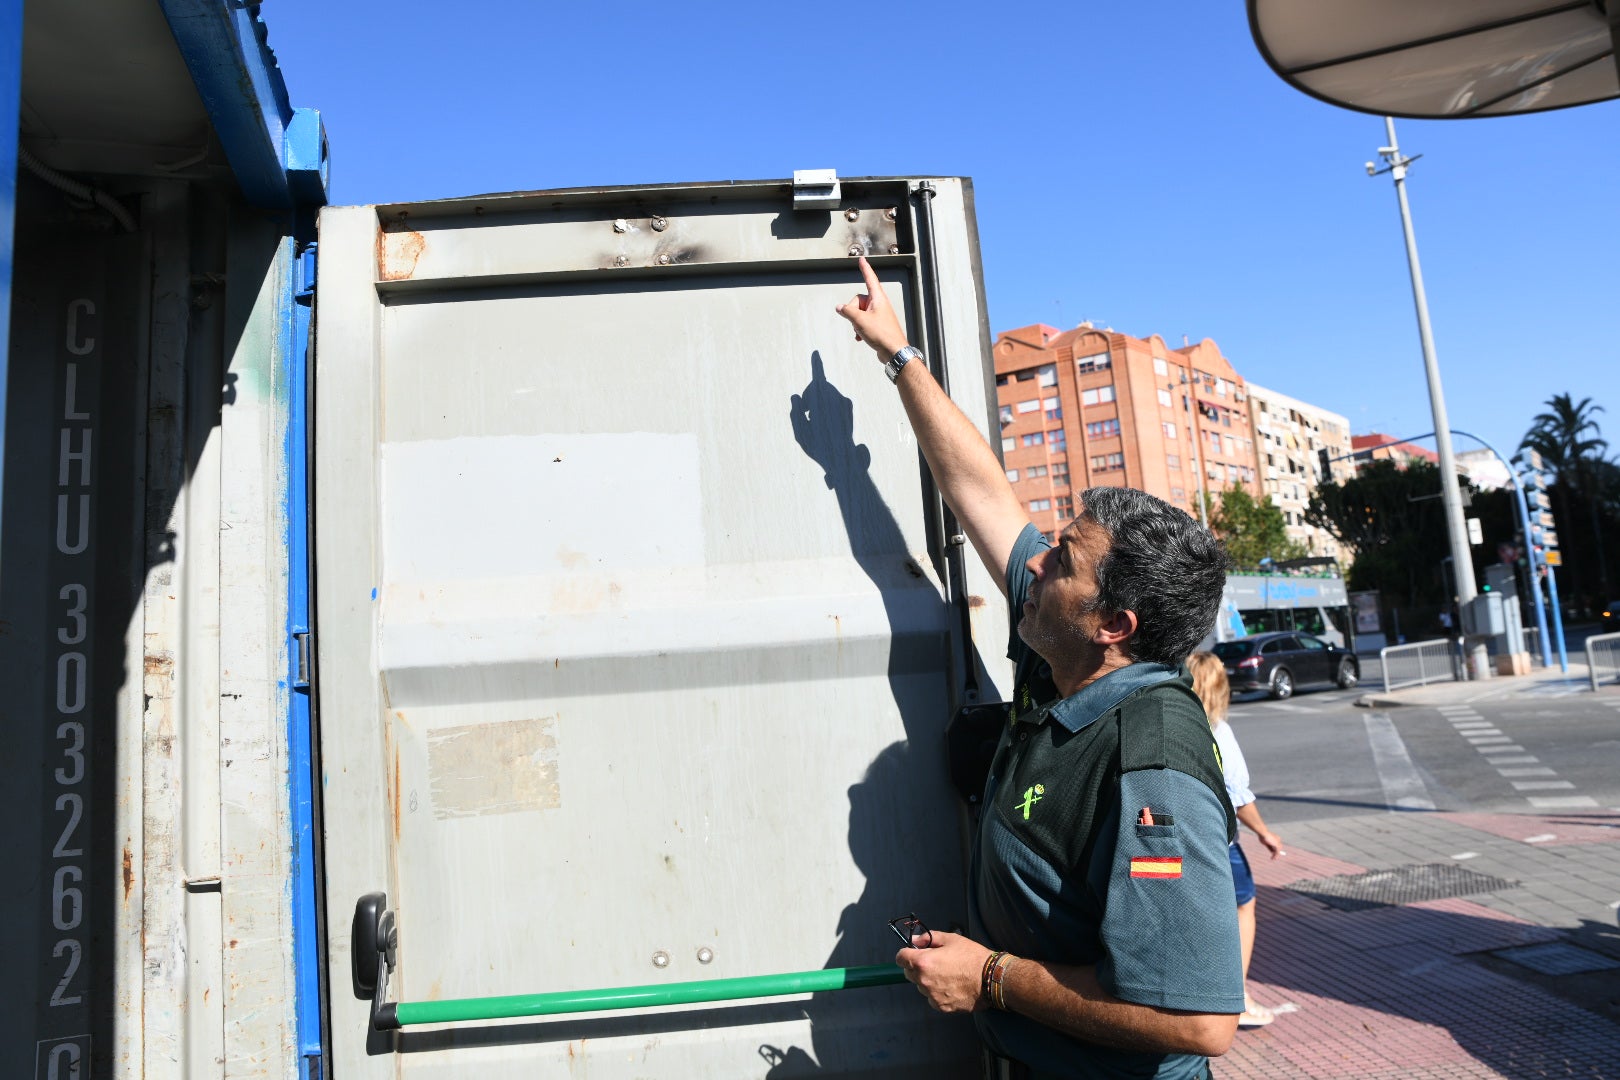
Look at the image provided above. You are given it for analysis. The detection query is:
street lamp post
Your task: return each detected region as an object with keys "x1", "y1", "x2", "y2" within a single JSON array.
[{"x1": 1367, "y1": 118, "x2": 1490, "y2": 680}]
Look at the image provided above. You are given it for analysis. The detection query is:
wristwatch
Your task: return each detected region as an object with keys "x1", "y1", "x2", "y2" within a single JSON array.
[{"x1": 885, "y1": 345, "x2": 922, "y2": 384}]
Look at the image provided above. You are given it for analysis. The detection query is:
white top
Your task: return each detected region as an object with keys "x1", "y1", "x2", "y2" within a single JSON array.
[{"x1": 1212, "y1": 720, "x2": 1254, "y2": 808}]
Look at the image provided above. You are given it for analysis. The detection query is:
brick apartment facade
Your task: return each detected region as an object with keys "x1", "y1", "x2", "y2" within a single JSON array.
[
  {"x1": 1245, "y1": 382, "x2": 1354, "y2": 561},
  {"x1": 1352, "y1": 432, "x2": 1439, "y2": 467},
  {"x1": 992, "y1": 324, "x2": 1260, "y2": 540}
]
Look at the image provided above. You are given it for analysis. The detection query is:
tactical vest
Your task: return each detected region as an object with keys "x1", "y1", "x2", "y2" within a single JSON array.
[{"x1": 994, "y1": 672, "x2": 1238, "y2": 895}]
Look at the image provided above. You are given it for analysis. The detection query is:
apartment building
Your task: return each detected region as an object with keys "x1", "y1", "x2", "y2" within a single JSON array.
[
  {"x1": 1352, "y1": 432, "x2": 1439, "y2": 467},
  {"x1": 1245, "y1": 383, "x2": 1354, "y2": 561},
  {"x1": 992, "y1": 324, "x2": 1260, "y2": 539},
  {"x1": 1455, "y1": 448, "x2": 1512, "y2": 490}
]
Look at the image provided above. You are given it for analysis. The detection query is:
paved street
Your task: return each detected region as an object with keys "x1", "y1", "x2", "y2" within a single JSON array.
[{"x1": 1215, "y1": 662, "x2": 1620, "y2": 1078}]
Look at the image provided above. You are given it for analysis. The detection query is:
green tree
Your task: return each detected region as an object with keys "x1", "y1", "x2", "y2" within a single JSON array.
[
  {"x1": 1519, "y1": 393, "x2": 1614, "y2": 609},
  {"x1": 1206, "y1": 484, "x2": 1307, "y2": 570},
  {"x1": 1304, "y1": 459, "x2": 1480, "y2": 620}
]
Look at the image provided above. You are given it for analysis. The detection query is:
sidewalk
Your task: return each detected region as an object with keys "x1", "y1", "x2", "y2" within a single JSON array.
[
  {"x1": 1221, "y1": 671, "x2": 1620, "y2": 1078},
  {"x1": 1356, "y1": 656, "x2": 1610, "y2": 709}
]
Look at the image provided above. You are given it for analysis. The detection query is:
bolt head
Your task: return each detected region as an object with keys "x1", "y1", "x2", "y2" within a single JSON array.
[
  {"x1": 847, "y1": 244, "x2": 864, "y2": 257},
  {"x1": 888, "y1": 244, "x2": 900, "y2": 255},
  {"x1": 696, "y1": 947, "x2": 714, "y2": 964},
  {"x1": 651, "y1": 216, "x2": 669, "y2": 232},
  {"x1": 612, "y1": 218, "x2": 629, "y2": 233},
  {"x1": 657, "y1": 253, "x2": 673, "y2": 265},
  {"x1": 884, "y1": 207, "x2": 897, "y2": 221},
  {"x1": 652, "y1": 951, "x2": 670, "y2": 968},
  {"x1": 844, "y1": 208, "x2": 860, "y2": 222},
  {"x1": 613, "y1": 255, "x2": 629, "y2": 267}
]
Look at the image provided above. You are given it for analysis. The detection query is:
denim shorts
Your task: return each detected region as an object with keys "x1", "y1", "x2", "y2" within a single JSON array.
[{"x1": 1229, "y1": 840, "x2": 1256, "y2": 905}]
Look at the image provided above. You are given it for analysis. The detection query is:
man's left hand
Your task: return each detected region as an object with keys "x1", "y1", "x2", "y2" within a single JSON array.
[{"x1": 894, "y1": 930, "x2": 993, "y2": 1013}]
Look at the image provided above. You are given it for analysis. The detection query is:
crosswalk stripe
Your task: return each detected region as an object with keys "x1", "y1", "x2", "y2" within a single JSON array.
[
  {"x1": 1512, "y1": 780, "x2": 1575, "y2": 791},
  {"x1": 1529, "y1": 795, "x2": 1599, "y2": 808}
]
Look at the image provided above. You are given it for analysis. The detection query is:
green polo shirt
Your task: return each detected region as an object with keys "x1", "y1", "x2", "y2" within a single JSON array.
[{"x1": 968, "y1": 525, "x2": 1243, "y2": 1079}]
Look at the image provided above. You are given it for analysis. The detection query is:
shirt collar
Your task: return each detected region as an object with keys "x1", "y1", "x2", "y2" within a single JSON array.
[{"x1": 1043, "y1": 661, "x2": 1180, "y2": 733}]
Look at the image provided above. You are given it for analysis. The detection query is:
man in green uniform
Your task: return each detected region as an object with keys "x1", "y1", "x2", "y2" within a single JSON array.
[{"x1": 837, "y1": 259, "x2": 1242, "y2": 1079}]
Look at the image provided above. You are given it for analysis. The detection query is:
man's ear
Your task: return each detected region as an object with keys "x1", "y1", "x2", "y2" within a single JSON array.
[{"x1": 1095, "y1": 608, "x2": 1138, "y2": 647}]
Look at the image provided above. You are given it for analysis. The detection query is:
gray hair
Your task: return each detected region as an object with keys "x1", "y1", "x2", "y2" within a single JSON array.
[{"x1": 1076, "y1": 487, "x2": 1228, "y2": 665}]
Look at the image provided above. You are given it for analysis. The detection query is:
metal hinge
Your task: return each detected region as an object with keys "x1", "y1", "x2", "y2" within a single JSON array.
[
  {"x1": 293, "y1": 631, "x2": 312, "y2": 691},
  {"x1": 296, "y1": 241, "x2": 317, "y2": 305}
]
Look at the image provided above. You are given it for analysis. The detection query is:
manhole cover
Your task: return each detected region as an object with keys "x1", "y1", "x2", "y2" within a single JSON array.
[
  {"x1": 1494, "y1": 943, "x2": 1620, "y2": 975},
  {"x1": 1285, "y1": 863, "x2": 1517, "y2": 912}
]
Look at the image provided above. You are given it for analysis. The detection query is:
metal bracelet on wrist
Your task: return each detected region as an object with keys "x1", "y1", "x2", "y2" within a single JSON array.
[{"x1": 885, "y1": 345, "x2": 922, "y2": 384}]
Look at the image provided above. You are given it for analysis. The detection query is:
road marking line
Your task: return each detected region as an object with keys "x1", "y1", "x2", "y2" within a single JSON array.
[
  {"x1": 1483, "y1": 755, "x2": 1539, "y2": 764},
  {"x1": 1363, "y1": 712, "x2": 1436, "y2": 811},
  {"x1": 1264, "y1": 703, "x2": 1321, "y2": 713},
  {"x1": 1450, "y1": 851, "x2": 1479, "y2": 860},
  {"x1": 1467, "y1": 736, "x2": 1511, "y2": 744},
  {"x1": 1451, "y1": 721, "x2": 1493, "y2": 728},
  {"x1": 1477, "y1": 744, "x2": 1524, "y2": 753},
  {"x1": 1497, "y1": 767, "x2": 1557, "y2": 778},
  {"x1": 1529, "y1": 796, "x2": 1599, "y2": 809},
  {"x1": 1524, "y1": 834, "x2": 1557, "y2": 843},
  {"x1": 1512, "y1": 780, "x2": 1576, "y2": 791}
]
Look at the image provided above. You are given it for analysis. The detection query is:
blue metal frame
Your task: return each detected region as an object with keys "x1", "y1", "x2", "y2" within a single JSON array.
[
  {"x1": 156, "y1": 1, "x2": 331, "y2": 210},
  {"x1": 285, "y1": 240, "x2": 323, "y2": 1078},
  {"x1": 0, "y1": 0, "x2": 23, "y2": 561}
]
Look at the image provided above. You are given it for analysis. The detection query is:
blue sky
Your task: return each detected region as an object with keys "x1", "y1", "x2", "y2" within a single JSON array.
[{"x1": 269, "y1": 2, "x2": 1618, "y2": 466}]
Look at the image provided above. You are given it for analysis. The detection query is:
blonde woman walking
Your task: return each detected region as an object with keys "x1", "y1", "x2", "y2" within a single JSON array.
[{"x1": 1188, "y1": 650, "x2": 1285, "y2": 1029}]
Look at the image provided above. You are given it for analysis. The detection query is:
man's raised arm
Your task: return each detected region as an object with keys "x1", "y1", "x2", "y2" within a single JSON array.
[{"x1": 836, "y1": 257, "x2": 1029, "y2": 596}]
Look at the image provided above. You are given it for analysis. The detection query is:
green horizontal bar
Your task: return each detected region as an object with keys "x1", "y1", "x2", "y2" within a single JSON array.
[{"x1": 393, "y1": 963, "x2": 906, "y2": 1027}]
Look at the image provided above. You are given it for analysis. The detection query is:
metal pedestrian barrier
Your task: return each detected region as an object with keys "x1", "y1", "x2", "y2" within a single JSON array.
[
  {"x1": 1380, "y1": 639, "x2": 1460, "y2": 693},
  {"x1": 1587, "y1": 631, "x2": 1620, "y2": 692}
]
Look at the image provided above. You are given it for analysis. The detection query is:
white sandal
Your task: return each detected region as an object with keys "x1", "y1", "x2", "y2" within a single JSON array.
[{"x1": 1239, "y1": 999, "x2": 1276, "y2": 1028}]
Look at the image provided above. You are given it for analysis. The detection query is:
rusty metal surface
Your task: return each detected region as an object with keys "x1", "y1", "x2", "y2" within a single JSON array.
[{"x1": 371, "y1": 186, "x2": 907, "y2": 287}]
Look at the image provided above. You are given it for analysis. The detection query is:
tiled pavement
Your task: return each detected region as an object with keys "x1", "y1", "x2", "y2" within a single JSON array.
[
  {"x1": 1220, "y1": 665, "x2": 1620, "y2": 1078},
  {"x1": 1221, "y1": 808, "x2": 1620, "y2": 1079}
]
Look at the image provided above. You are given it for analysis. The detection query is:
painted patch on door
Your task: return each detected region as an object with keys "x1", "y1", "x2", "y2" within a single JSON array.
[{"x1": 427, "y1": 715, "x2": 560, "y2": 818}]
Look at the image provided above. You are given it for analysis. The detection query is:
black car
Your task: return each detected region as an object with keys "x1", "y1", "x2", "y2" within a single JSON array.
[{"x1": 1213, "y1": 632, "x2": 1359, "y2": 699}]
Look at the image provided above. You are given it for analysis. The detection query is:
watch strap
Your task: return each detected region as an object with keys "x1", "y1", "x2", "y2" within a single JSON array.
[{"x1": 885, "y1": 345, "x2": 922, "y2": 383}]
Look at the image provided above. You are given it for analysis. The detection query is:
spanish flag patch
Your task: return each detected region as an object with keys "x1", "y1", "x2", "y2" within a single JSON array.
[{"x1": 1130, "y1": 857, "x2": 1183, "y2": 879}]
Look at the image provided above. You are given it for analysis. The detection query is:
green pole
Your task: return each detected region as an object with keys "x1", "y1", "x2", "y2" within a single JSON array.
[{"x1": 390, "y1": 964, "x2": 906, "y2": 1028}]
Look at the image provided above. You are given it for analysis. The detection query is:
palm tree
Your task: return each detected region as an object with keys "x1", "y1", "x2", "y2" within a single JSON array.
[
  {"x1": 1520, "y1": 394, "x2": 1610, "y2": 606},
  {"x1": 1521, "y1": 394, "x2": 1607, "y2": 473}
]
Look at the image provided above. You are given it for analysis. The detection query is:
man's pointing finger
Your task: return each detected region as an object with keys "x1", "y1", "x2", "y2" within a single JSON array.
[{"x1": 857, "y1": 255, "x2": 883, "y2": 298}]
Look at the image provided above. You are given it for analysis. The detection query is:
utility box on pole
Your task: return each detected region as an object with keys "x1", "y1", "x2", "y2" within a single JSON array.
[
  {"x1": 1484, "y1": 564, "x2": 1531, "y2": 675},
  {"x1": 1462, "y1": 592, "x2": 1505, "y2": 637}
]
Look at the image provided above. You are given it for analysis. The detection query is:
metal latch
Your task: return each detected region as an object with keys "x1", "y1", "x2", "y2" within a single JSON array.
[
  {"x1": 792, "y1": 168, "x2": 840, "y2": 211},
  {"x1": 293, "y1": 631, "x2": 312, "y2": 690}
]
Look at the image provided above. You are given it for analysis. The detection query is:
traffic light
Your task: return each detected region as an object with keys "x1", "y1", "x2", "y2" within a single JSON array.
[{"x1": 1318, "y1": 448, "x2": 1332, "y2": 478}]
